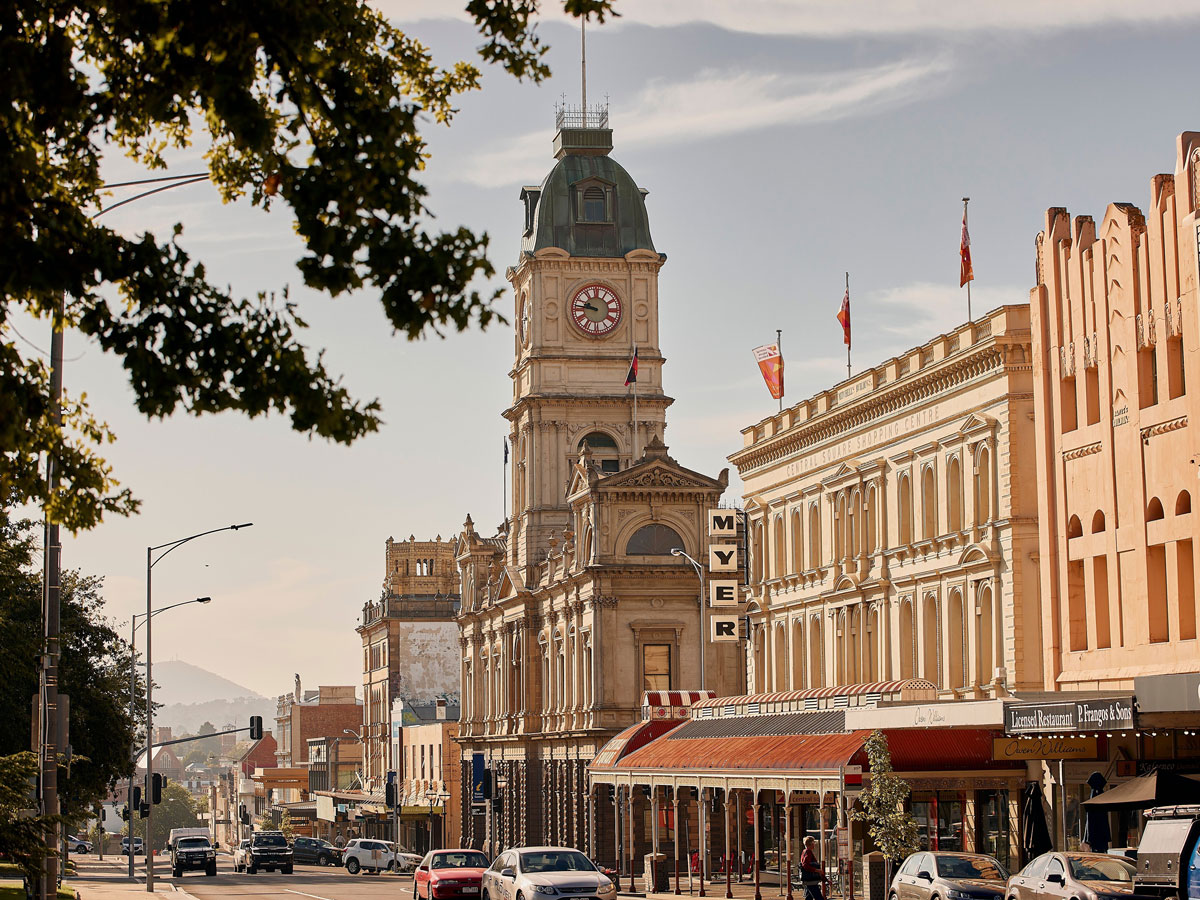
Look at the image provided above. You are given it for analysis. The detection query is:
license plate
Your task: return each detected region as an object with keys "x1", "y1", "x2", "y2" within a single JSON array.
[{"x1": 463, "y1": 888, "x2": 479, "y2": 894}]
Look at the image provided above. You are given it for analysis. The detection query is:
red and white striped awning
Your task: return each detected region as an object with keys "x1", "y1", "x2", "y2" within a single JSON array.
[
  {"x1": 642, "y1": 690, "x2": 716, "y2": 707},
  {"x1": 690, "y1": 680, "x2": 935, "y2": 709}
]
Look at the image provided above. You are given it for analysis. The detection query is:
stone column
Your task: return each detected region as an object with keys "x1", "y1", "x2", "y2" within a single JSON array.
[
  {"x1": 674, "y1": 790, "x2": 682, "y2": 895},
  {"x1": 753, "y1": 790, "x2": 762, "y2": 900},
  {"x1": 724, "y1": 790, "x2": 733, "y2": 900}
]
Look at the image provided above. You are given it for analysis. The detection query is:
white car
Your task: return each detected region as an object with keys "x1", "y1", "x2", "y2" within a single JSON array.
[
  {"x1": 343, "y1": 838, "x2": 408, "y2": 874},
  {"x1": 482, "y1": 847, "x2": 616, "y2": 900},
  {"x1": 67, "y1": 836, "x2": 93, "y2": 854},
  {"x1": 233, "y1": 840, "x2": 251, "y2": 873}
]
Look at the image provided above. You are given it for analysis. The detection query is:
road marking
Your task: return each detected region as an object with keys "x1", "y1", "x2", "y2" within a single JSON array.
[{"x1": 286, "y1": 890, "x2": 340, "y2": 900}]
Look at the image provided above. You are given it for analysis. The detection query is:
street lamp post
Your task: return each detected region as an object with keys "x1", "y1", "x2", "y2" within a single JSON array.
[
  {"x1": 424, "y1": 789, "x2": 450, "y2": 853},
  {"x1": 144, "y1": 524, "x2": 251, "y2": 890},
  {"x1": 126, "y1": 597, "x2": 212, "y2": 877},
  {"x1": 671, "y1": 549, "x2": 707, "y2": 691}
]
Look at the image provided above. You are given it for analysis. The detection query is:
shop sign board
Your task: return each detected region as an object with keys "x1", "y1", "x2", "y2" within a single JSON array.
[
  {"x1": 1004, "y1": 696, "x2": 1134, "y2": 733},
  {"x1": 992, "y1": 736, "x2": 1099, "y2": 761},
  {"x1": 1133, "y1": 672, "x2": 1200, "y2": 712},
  {"x1": 836, "y1": 826, "x2": 850, "y2": 859},
  {"x1": 471, "y1": 752, "x2": 486, "y2": 806},
  {"x1": 708, "y1": 580, "x2": 739, "y2": 607}
]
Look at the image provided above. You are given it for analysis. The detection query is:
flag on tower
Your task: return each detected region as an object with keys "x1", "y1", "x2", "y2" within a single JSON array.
[
  {"x1": 837, "y1": 287, "x2": 851, "y2": 347},
  {"x1": 960, "y1": 208, "x2": 974, "y2": 287},
  {"x1": 752, "y1": 342, "x2": 784, "y2": 400},
  {"x1": 503, "y1": 436, "x2": 509, "y2": 464},
  {"x1": 624, "y1": 346, "x2": 639, "y2": 386}
]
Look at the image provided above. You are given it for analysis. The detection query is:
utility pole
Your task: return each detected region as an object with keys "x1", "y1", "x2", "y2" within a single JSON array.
[{"x1": 37, "y1": 296, "x2": 65, "y2": 900}]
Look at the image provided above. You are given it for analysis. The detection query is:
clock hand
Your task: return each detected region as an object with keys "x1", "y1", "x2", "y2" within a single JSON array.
[{"x1": 584, "y1": 302, "x2": 601, "y2": 312}]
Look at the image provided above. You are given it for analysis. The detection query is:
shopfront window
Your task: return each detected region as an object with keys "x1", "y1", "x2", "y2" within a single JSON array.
[
  {"x1": 911, "y1": 791, "x2": 965, "y2": 851},
  {"x1": 977, "y1": 790, "x2": 1010, "y2": 870},
  {"x1": 643, "y1": 644, "x2": 672, "y2": 691}
]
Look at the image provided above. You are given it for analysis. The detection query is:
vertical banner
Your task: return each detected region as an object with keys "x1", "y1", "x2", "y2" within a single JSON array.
[
  {"x1": 752, "y1": 343, "x2": 784, "y2": 400},
  {"x1": 471, "y1": 752, "x2": 485, "y2": 807},
  {"x1": 710, "y1": 616, "x2": 740, "y2": 642}
]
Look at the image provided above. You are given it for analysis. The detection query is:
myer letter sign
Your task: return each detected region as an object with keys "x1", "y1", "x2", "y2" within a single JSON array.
[
  {"x1": 710, "y1": 615, "x2": 739, "y2": 642},
  {"x1": 708, "y1": 510, "x2": 737, "y2": 538},
  {"x1": 709, "y1": 580, "x2": 739, "y2": 607},
  {"x1": 709, "y1": 546, "x2": 738, "y2": 572}
]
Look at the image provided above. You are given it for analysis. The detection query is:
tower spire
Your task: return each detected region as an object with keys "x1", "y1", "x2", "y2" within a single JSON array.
[{"x1": 581, "y1": 17, "x2": 587, "y2": 114}]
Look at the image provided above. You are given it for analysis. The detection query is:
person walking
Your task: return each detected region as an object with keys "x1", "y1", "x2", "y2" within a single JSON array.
[
  {"x1": 800, "y1": 837, "x2": 824, "y2": 900},
  {"x1": 333, "y1": 832, "x2": 345, "y2": 848}
]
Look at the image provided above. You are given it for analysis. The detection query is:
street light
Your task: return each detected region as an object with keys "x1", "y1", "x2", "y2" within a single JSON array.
[
  {"x1": 423, "y1": 788, "x2": 450, "y2": 853},
  {"x1": 126, "y1": 597, "x2": 211, "y2": 877},
  {"x1": 671, "y1": 548, "x2": 707, "y2": 691},
  {"x1": 144, "y1": 523, "x2": 251, "y2": 891}
]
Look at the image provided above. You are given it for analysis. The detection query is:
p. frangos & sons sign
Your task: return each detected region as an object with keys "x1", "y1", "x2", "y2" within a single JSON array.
[{"x1": 1005, "y1": 696, "x2": 1135, "y2": 734}]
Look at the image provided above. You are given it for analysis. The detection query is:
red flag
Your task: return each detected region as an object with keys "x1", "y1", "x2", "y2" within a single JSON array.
[
  {"x1": 960, "y1": 210, "x2": 974, "y2": 287},
  {"x1": 624, "y1": 346, "x2": 638, "y2": 386},
  {"x1": 752, "y1": 343, "x2": 784, "y2": 400},
  {"x1": 836, "y1": 288, "x2": 851, "y2": 347}
]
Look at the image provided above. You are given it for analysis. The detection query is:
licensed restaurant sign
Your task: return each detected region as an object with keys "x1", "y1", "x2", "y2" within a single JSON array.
[
  {"x1": 1004, "y1": 696, "x2": 1135, "y2": 734},
  {"x1": 992, "y1": 736, "x2": 1099, "y2": 761}
]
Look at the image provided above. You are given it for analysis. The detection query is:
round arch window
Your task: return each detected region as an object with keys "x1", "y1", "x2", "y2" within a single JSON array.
[{"x1": 626, "y1": 524, "x2": 684, "y2": 556}]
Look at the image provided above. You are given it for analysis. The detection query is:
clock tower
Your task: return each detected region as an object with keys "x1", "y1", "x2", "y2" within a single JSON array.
[{"x1": 505, "y1": 106, "x2": 671, "y2": 571}]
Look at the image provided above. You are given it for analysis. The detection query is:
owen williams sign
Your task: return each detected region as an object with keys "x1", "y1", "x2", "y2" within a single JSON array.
[{"x1": 1005, "y1": 697, "x2": 1135, "y2": 734}]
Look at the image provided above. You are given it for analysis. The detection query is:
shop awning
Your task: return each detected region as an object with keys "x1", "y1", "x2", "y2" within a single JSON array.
[
  {"x1": 591, "y1": 718, "x2": 685, "y2": 769},
  {"x1": 1081, "y1": 771, "x2": 1200, "y2": 809}
]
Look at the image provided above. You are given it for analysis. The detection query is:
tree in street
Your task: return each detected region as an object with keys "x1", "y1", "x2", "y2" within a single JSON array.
[
  {"x1": 3, "y1": 0, "x2": 615, "y2": 533},
  {"x1": 125, "y1": 781, "x2": 199, "y2": 843},
  {"x1": 0, "y1": 507, "x2": 146, "y2": 825},
  {"x1": 0, "y1": 752, "x2": 60, "y2": 886},
  {"x1": 851, "y1": 730, "x2": 921, "y2": 880}
]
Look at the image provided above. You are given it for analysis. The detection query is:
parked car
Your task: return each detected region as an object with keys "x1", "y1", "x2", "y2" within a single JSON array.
[
  {"x1": 481, "y1": 847, "x2": 615, "y2": 900},
  {"x1": 1006, "y1": 852, "x2": 1152, "y2": 900},
  {"x1": 292, "y1": 836, "x2": 343, "y2": 867},
  {"x1": 121, "y1": 837, "x2": 144, "y2": 856},
  {"x1": 1134, "y1": 804, "x2": 1200, "y2": 900},
  {"x1": 414, "y1": 849, "x2": 491, "y2": 899},
  {"x1": 890, "y1": 851, "x2": 1007, "y2": 900},
  {"x1": 246, "y1": 831, "x2": 293, "y2": 875},
  {"x1": 67, "y1": 836, "x2": 93, "y2": 854},
  {"x1": 233, "y1": 840, "x2": 251, "y2": 873},
  {"x1": 343, "y1": 838, "x2": 403, "y2": 874},
  {"x1": 394, "y1": 846, "x2": 424, "y2": 874}
]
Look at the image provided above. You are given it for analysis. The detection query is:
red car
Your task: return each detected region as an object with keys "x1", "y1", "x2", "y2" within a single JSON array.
[{"x1": 413, "y1": 849, "x2": 491, "y2": 900}]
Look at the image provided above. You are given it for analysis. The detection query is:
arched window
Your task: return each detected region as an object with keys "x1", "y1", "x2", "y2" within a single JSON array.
[
  {"x1": 975, "y1": 446, "x2": 992, "y2": 524},
  {"x1": 772, "y1": 516, "x2": 786, "y2": 578},
  {"x1": 773, "y1": 624, "x2": 787, "y2": 690},
  {"x1": 921, "y1": 595, "x2": 940, "y2": 687},
  {"x1": 808, "y1": 616, "x2": 824, "y2": 688},
  {"x1": 948, "y1": 591, "x2": 965, "y2": 688},
  {"x1": 626, "y1": 524, "x2": 684, "y2": 556},
  {"x1": 835, "y1": 494, "x2": 846, "y2": 560},
  {"x1": 790, "y1": 510, "x2": 804, "y2": 574},
  {"x1": 947, "y1": 457, "x2": 963, "y2": 532},
  {"x1": 1147, "y1": 497, "x2": 1165, "y2": 521},
  {"x1": 898, "y1": 475, "x2": 914, "y2": 544},
  {"x1": 1091, "y1": 510, "x2": 1106, "y2": 533},
  {"x1": 579, "y1": 431, "x2": 620, "y2": 474},
  {"x1": 1067, "y1": 557, "x2": 1087, "y2": 650},
  {"x1": 791, "y1": 618, "x2": 805, "y2": 689},
  {"x1": 582, "y1": 186, "x2": 607, "y2": 222},
  {"x1": 752, "y1": 520, "x2": 764, "y2": 583},
  {"x1": 1067, "y1": 515, "x2": 1083, "y2": 539},
  {"x1": 977, "y1": 586, "x2": 994, "y2": 684},
  {"x1": 865, "y1": 486, "x2": 877, "y2": 554},
  {"x1": 899, "y1": 600, "x2": 915, "y2": 679},
  {"x1": 921, "y1": 466, "x2": 937, "y2": 540},
  {"x1": 1177, "y1": 491, "x2": 1192, "y2": 516},
  {"x1": 865, "y1": 605, "x2": 879, "y2": 682},
  {"x1": 809, "y1": 504, "x2": 822, "y2": 567}
]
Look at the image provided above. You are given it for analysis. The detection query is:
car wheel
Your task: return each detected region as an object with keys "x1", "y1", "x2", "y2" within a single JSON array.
[
  {"x1": 388, "y1": 861, "x2": 397, "y2": 873},
  {"x1": 283, "y1": 866, "x2": 293, "y2": 875},
  {"x1": 249, "y1": 865, "x2": 258, "y2": 875},
  {"x1": 347, "y1": 858, "x2": 361, "y2": 874},
  {"x1": 318, "y1": 854, "x2": 329, "y2": 866}
]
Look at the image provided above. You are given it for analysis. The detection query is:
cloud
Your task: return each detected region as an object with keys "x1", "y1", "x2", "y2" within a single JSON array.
[
  {"x1": 869, "y1": 280, "x2": 1027, "y2": 343},
  {"x1": 378, "y1": 0, "x2": 1200, "y2": 37},
  {"x1": 449, "y1": 57, "x2": 950, "y2": 186}
]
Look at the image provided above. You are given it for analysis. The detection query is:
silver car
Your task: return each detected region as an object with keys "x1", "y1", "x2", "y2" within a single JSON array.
[{"x1": 482, "y1": 847, "x2": 616, "y2": 900}]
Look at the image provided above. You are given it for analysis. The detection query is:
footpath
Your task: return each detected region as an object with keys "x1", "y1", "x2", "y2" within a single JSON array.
[{"x1": 66, "y1": 856, "x2": 196, "y2": 900}]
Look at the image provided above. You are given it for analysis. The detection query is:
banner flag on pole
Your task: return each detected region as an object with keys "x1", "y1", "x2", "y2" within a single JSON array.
[
  {"x1": 960, "y1": 208, "x2": 974, "y2": 287},
  {"x1": 624, "y1": 345, "x2": 639, "y2": 386},
  {"x1": 752, "y1": 343, "x2": 784, "y2": 400},
  {"x1": 503, "y1": 437, "x2": 508, "y2": 464},
  {"x1": 837, "y1": 287, "x2": 851, "y2": 347}
]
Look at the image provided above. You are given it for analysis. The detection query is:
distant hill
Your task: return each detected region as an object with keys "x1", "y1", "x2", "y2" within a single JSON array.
[
  {"x1": 158, "y1": 696, "x2": 278, "y2": 737},
  {"x1": 153, "y1": 660, "x2": 265, "y2": 706}
]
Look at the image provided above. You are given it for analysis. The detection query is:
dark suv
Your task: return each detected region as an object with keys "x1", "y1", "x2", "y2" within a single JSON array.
[
  {"x1": 247, "y1": 831, "x2": 294, "y2": 874},
  {"x1": 292, "y1": 836, "x2": 341, "y2": 867}
]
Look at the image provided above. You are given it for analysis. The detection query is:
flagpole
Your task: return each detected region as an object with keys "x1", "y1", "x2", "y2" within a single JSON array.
[
  {"x1": 845, "y1": 272, "x2": 851, "y2": 379},
  {"x1": 776, "y1": 329, "x2": 783, "y2": 413},
  {"x1": 502, "y1": 438, "x2": 508, "y2": 526},
  {"x1": 963, "y1": 197, "x2": 972, "y2": 322}
]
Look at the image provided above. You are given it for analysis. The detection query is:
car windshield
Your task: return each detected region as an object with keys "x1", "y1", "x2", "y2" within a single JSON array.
[
  {"x1": 318, "y1": 841, "x2": 335, "y2": 849},
  {"x1": 240, "y1": 842, "x2": 250, "y2": 849},
  {"x1": 179, "y1": 838, "x2": 210, "y2": 849},
  {"x1": 520, "y1": 851, "x2": 597, "y2": 873},
  {"x1": 255, "y1": 834, "x2": 287, "y2": 847},
  {"x1": 938, "y1": 857, "x2": 1007, "y2": 880},
  {"x1": 1068, "y1": 858, "x2": 1134, "y2": 882},
  {"x1": 433, "y1": 852, "x2": 490, "y2": 869}
]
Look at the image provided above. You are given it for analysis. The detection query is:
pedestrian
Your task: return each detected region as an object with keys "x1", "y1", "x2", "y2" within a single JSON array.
[
  {"x1": 334, "y1": 832, "x2": 345, "y2": 848},
  {"x1": 800, "y1": 837, "x2": 824, "y2": 900}
]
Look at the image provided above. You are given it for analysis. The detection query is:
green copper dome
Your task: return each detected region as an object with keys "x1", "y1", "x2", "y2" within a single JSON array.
[{"x1": 520, "y1": 128, "x2": 656, "y2": 258}]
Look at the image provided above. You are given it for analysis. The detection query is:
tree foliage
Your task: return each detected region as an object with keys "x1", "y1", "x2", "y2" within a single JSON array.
[
  {"x1": 0, "y1": 507, "x2": 146, "y2": 823},
  {"x1": 0, "y1": 752, "x2": 60, "y2": 885},
  {"x1": 2, "y1": 0, "x2": 616, "y2": 532},
  {"x1": 125, "y1": 781, "x2": 199, "y2": 843},
  {"x1": 851, "y1": 730, "x2": 921, "y2": 864}
]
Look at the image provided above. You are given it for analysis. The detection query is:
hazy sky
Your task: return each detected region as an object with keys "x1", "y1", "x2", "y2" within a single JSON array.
[{"x1": 29, "y1": 1, "x2": 1200, "y2": 699}]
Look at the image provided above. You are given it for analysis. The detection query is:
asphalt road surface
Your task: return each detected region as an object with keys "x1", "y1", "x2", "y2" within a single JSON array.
[{"x1": 151, "y1": 860, "x2": 415, "y2": 900}]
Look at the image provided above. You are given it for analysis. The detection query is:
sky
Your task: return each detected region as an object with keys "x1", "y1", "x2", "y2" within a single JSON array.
[{"x1": 24, "y1": 0, "x2": 1200, "y2": 699}]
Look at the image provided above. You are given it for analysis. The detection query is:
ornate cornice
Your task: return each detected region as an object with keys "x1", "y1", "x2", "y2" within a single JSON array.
[
  {"x1": 732, "y1": 346, "x2": 1006, "y2": 474},
  {"x1": 1062, "y1": 441, "x2": 1102, "y2": 462},
  {"x1": 1141, "y1": 415, "x2": 1187, "y2": 441}
]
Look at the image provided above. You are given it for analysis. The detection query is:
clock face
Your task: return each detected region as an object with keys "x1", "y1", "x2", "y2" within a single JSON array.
[
  {"x1": 519, "y1": 297, "x2": 530, "y2": 346},
  {"x1": 570, "y1": 284, "x2": 622, "y2": 337}
]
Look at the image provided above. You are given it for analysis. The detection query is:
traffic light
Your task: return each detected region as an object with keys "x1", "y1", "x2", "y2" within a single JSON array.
[
  {"x1": 151, "y1": 772, "x2": 163, "y2": 804},
  {"x1": 480, "y1": 770, "x2": 492, "y2": 800},
  {"x1": 139, "y1": 802, "x2": 149, "y2": 819},
  {"x1": 131, "y1": 785, "x2": 141, "y2": 809},
  {"x1": 385, "y1": 783, "x2": 396, "y2": 808},
  {"x1": 121, "y1": 806, "x2": 130, "y2": 822},
  {"x1": 249, "y1": 716, "x2": 263, "y2": 740}
]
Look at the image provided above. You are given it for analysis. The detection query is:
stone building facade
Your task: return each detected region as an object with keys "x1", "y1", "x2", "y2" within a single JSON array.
[
  {"x1": 729, "y1": 305, "x2": 1043, "y2": 696},
  {"x1": 358, "y1": 535, "x2": 460, "y2": 788},
  {"x1": 1030, "y1": 131, "x2": 1200, "y2": 691},
  {"x1": 273, "y1": 679, "x2": 362, "y2": 802},
  {"x1": 454, "y1": 109, "x2": 744, "y2": 854}
]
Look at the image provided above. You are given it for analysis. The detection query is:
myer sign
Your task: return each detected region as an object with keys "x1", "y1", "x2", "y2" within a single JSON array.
[
  {"x1": 707, "y1": 509, "x2": 741, "y2": 643},
  {"x1": 1005, "y1": 696, "x2": 1135, "y2": 734}
]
